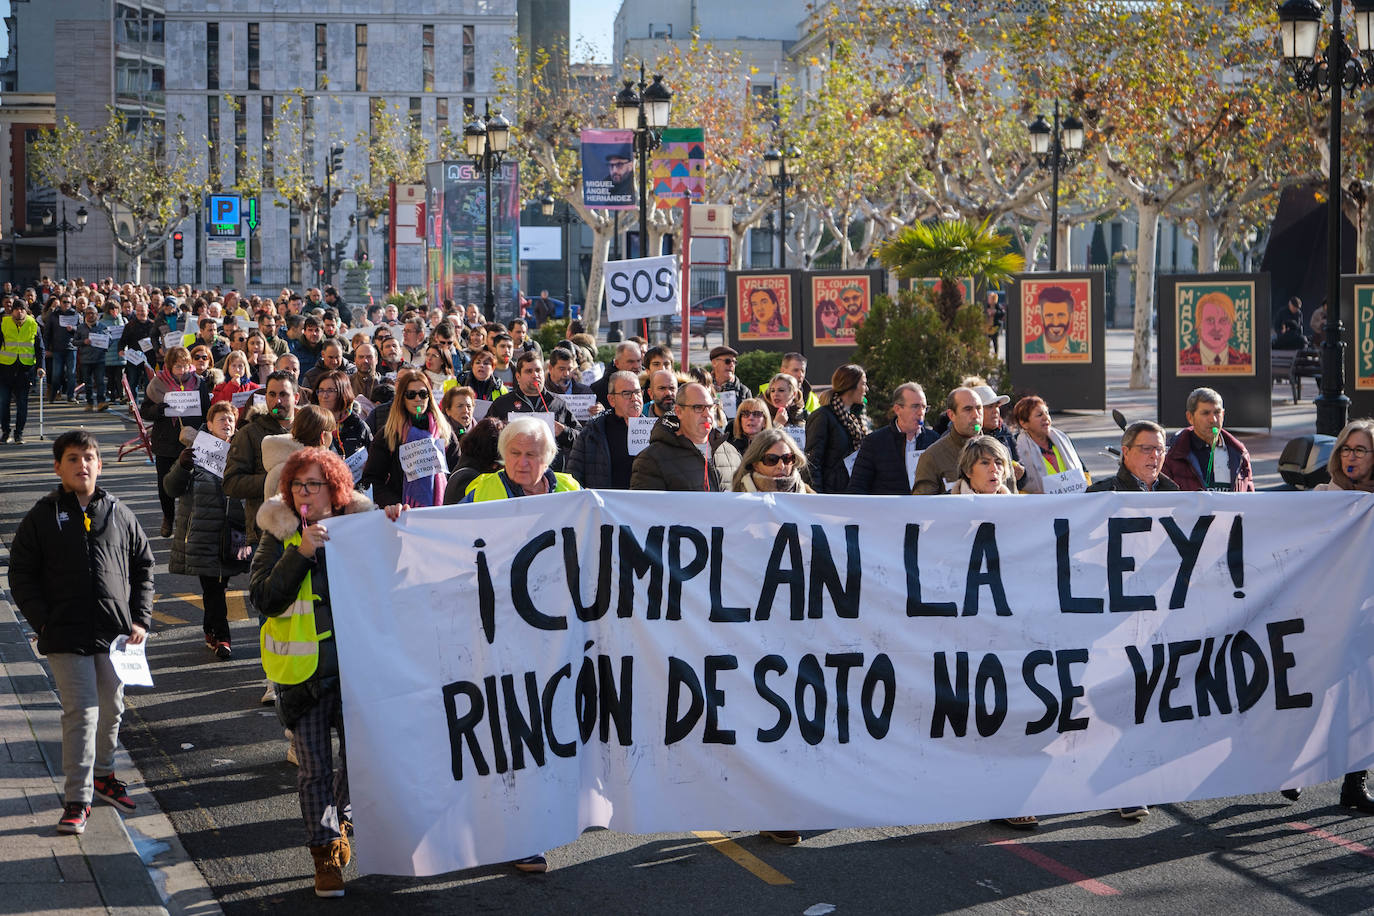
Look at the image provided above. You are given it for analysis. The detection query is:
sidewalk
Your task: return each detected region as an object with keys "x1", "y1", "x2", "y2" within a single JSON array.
[{"x1": 0, "y1": 448, "x2": 221, "y2": 915}]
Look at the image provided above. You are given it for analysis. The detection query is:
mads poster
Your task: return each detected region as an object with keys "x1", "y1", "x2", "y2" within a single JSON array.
[
  {"x1": 811, "y1": 274, "x2": 871, "y2": 347},
  {"x1": 736, "y1": 274, "x2": 793, "y2": 341},
  {"x1": 1174, "y1": 281, "x2": 1255, "y2": 377},
  {"x1": 1021, "y1": 278, "x2": 1091, "y2": 362}
]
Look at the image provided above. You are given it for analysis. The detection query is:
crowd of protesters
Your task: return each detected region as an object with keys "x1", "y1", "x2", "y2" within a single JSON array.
[{"x1": 6, "y1": 274, "x2": 1374, "y2": 898}]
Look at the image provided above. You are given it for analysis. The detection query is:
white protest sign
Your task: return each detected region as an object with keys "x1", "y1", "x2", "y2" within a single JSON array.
[
  {"x1": 1043, "y1": 468, "x2": 1089, "y2": 495},
  {"x1": 526, "y1": 411, "x2": 556, "y2": 437},
  {"x1": 603, "y1": 255, "x2": 679, "y2": 322},
  {"x1": 163, "y1": 331, "x2": 185, "y2": 350},
  {"x1": 844, "y1": 450, "x2": 859, "y2": 476},
  {"x1": 627, "y1": 416, "x2": 655, "y2": 455},
  {"x1": 231, "y1": 388, "x2": 256, "y2": 408},
  {"x1": 88, "y1": 332, "x2": 110, "y2": 349},
  {"x1": 109, "y1": 635, "x2": 153, "y2": 687},
  {"x1": 244, "y1": 319, "x2": 258, "y2": 329},
  {"x1": 163, "y1": 390, "x2": 201, "y2": 417},
  {"x1": 122, "y1": 348, "x2": 147, "y2": 368},
  {"x1": 471, "y1": 399, "x2": 492, "y2": 422},
  {"x1": 191, "y1": 430, "x2": 230, "y2": 477},
  {"x1": 138, "y1": 337, "x2": 154, "y2": 352},
  {"x1": 782, "y1": 424, "x2": 806, "y2": 449},
  {"x1": 561, "y1": 393, "x2": 597, "y2": 422},
  {"x1": 253, "y1": 393, "x2": 267, "y2": 409},
  {"x1": 325, "y1": 491, "x2": 1374, "y2": 876},
  {"x1": 59, "y1": 313, "x2": 79, "y2": 329},
  {"x1": 398, "y1": 437, "x2": 448, "y2": 482},
  {"x1": 345, "y1": 446, "x2": 369, "y2": 484},
  {"x1": 718, "y1": 390, "x2": 737, "y2": 420}
]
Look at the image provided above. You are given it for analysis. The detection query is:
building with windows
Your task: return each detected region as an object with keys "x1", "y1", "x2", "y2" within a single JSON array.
[{"x1": 163, "y1": 1, "x2": 523, "y2": 293}]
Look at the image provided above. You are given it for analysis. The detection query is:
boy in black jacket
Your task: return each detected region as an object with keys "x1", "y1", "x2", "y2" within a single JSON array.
[{"x1": 8, "y1": 430, "x2": 154, "y2": 835}]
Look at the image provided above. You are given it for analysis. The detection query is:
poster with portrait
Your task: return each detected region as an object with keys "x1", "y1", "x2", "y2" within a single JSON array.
[
  {"x1": 810, "y1": 274, "x2": 871, "y2": 347},
  {"x1": 1006, "y1": 272, "x2": 1106, "y2": 411},
  {"x1": 580, "y1": 130, "x2": 636, "y2": 210},
  {"x1": 1020, "y1": 278, "x2": 1092, "y2": 363},
  {"x1": 737, "y1": 274, "x2": 793, "y2": 340},
  {"x1": 1156, "y1": 274, "x2": 1270, "y2": 430},
  {"x1": 1340, "y1": 277, "x2": 1374, "y2": 422},
  {"x1": 1174, "y1": 281, "x2": 1256, "y2": 377},
  {"x1": 909, "y1": 276, "x2": 975, "y2": 304}
]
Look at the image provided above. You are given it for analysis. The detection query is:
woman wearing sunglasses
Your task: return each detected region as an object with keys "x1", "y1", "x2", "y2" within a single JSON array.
[
  {"x1": 359, "y1": 368, "x2": 459, "y2": 508},
  {"x1": 729, "y1": 397, "x2": 772, "y2": 457},
  {"x1": 731, "y1": 427, "x2": 812, "y2": 495}
]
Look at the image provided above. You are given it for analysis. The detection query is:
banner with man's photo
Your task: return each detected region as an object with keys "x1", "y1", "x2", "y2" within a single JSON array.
[
  {"x1": 726, "y1": 270, "x2": 801, "y2": 353},
  {"x1": 1156, "y1": 274, "x2": 1271, "y2": 430},
  {"x1": 581, "y1": 130, "x2": 637, "y2": 210},
  {"x1": 1006, "y1": 273, "x2": 1106, "y2": 411}
]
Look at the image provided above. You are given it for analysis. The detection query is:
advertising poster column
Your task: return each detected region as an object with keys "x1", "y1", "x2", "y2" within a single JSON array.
[
  {"x1": 799, "y1": 270, "x2": 886, "y2": 382},
  {"x1": 1156, "y1": 273, "x2": 1271, "y2": 430},
  {"x1": 424, "y1": 160, "x2": 521, "y2": 323},
  {"x1": 1007, "y1": 272, "x2": 1106, "y2": 410},
  {"x1": 1341, "y1": 276, "x2": 1374, "y2": 421}
]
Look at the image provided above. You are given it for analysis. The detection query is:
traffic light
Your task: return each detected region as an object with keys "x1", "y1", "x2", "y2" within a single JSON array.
[
  {"x1": 329, "y1": 146, "x2": 344, "y2": 175},
  {"x1": 172, "y1": 231, "x2": 184, "y2": 260}
]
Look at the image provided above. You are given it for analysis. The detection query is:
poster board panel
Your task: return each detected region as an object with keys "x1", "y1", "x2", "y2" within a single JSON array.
[
  {"x1": 726, "y1": 270, "x2": 801, "y2": 354},
  {"x1": 1339, "y1": 276, "x2": 1374, "y2": 421},
  {"x1": 798, "y1": 270, "x2": 886, "y2": 383},
  {"x1": 1006, "y1": 272, "x2": 1106, "y2": 411}
]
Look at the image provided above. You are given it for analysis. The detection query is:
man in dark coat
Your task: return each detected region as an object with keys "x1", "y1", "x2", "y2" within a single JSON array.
[
  {"x1": 631, "y1": 383, "x2": 741, "y2": 491},
  {"x1": 1087, "y1": 420, "x2": 1180, "y2": 493},
  {"x1": 489, "y1": 351, "x2": 580, "y2": 470},
  {"x1": 1160, "y1": 387, "x2": 1254, "y2": 492},
  {"x1": 8, "y1": 430, "x2": 153, "y2": 835},
  {"x1": 568, "y1": 370, "x2": 642, "y2": 489},
  {"x1": 847, "y1": 382, "x2": 940, "y2": 495},
  {"x1": 222, "y1": 370, "x2": 298, "y2": 543}
]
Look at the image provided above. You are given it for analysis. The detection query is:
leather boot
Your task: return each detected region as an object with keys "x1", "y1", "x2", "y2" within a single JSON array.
[
  {"x1": 309, "y1": 839, "x2": 347, "y2": 897},
  {"x1": 1340, "y1": 771, "x2": 1374, "y2": 813}
]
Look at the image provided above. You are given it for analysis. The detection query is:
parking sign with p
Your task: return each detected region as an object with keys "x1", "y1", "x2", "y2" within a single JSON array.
[{"x1": 207, "y1": 194, "x2": 241, "y2": 237}]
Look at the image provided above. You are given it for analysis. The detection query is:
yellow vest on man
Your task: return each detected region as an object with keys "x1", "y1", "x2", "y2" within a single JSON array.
[
  {"x1": 260, "y1": 530, "x2": 329, "y2": 685},
  {"x1": 466, "y1": 470, "x2": 579, "y2": 502},
  {"x1": 0, "y1": 315, "x2": 38, "y2": 366}
]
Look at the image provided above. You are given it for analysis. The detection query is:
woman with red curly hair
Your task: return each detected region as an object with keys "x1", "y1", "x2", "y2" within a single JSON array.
[{"x1": 249, "y1": 447, "x2": 401, "y2": 898}]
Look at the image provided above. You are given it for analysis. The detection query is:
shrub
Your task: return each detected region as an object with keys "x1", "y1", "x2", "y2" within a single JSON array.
[
  {"x1": 853, "y1": 287, "x2": 1004, "y2": 421},
  {"x1": 534, "y1": 319, "x2": 571, "y2": 354},
  {"x1": 734, "y1": 349, "x2": 784, "y2": 396},
  {"x1": 596, "y1": 344, "x2": 616, "y2": 365}
]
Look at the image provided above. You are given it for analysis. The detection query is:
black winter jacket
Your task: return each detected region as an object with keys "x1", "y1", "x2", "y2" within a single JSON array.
[
  {"x1": 8, "y1": 487, "x2": 154, "y2": 655},
  {"x1": 805, "y1": 402, "x2": 868, "y2": 494},
  {"x1": 846, "y1": 421, "x2": 941, "y2": 495},
  {"x1": 567, "y1": 411, "x2": 633, "y2": 489},
  {"x1": 359, "y1": 422, "x2": 462, "y2": 508},
  {"x1": 630, "y1": 414, "x2": 742, "y2": 491},
  {"x1": 164, "y1": 453, "x2": 246, "y2": 579}
]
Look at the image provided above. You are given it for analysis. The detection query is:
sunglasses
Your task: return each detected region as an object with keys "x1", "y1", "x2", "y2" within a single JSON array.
[
  {"x1": 739, "y1": 410, "x2": 766, "y2": 420},
  {"x1": 758, "y1": 453, "x2": 796, "y2": 467},
  {"x1": 404, "y1": 390, "x2": 430, "y2": 401}
]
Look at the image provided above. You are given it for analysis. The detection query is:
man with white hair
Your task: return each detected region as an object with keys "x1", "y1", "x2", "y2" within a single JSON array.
[
  {"x1": 591, "y1": 340, "x2": 642, "y2": 410},
  {"x1": 461, "y1": 416, "x2": 581, "y2": 503},
  {"x1": 568, "y1": 370, "x2": 643, "y2": 489}
]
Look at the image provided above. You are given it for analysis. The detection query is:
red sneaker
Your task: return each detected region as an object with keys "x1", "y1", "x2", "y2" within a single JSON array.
[
  {"x1": 92, "y1": 774, "x2": 136, "y2": 813},
  {"x1": 57, "y1": 803, "x2": 91, "y2": 834}
]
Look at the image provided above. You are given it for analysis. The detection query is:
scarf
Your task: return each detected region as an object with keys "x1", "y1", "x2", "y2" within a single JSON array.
[
  {"x1": 401, "y1": 412, "x2": 448, "y2": 508},
  {"x1": 750, "y1": 471, "x2": 803, "y2": 493},
  {"x1": 833, "y1": 401, "x2": 868, "y2": 452}
]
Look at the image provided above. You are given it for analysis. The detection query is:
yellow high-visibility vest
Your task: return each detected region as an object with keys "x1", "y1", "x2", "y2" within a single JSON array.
[
  {"x1": 0, "y1": 315, "x2": 38, "y2": 366},
  {"x1": 259, "y1": 530, "x2": 328, "y2": 685}
]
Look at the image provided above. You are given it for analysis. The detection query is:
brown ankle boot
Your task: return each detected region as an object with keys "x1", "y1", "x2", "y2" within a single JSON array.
[{"x1": 309, "y1": 840, "x2": 346, "y2": 897}]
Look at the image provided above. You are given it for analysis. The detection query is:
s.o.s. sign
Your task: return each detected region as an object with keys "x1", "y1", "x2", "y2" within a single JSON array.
[{"x1": 604, "y1": 255, "x2": 679, "y2": 321}]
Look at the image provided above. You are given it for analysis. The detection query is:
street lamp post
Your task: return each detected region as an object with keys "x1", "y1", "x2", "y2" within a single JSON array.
[
  {"x1": 45, "y1": 202, "x2": 89, "y2": 281},
  {"x1": 1277, "y1": 0, "x2": 1374, "y2": 435},
  {"x1": 763, "y1": 144, "x2": 798, "y2": 269},
  {"x1": 1027, "y1": 100, "x2": 1084, "y2": 271},
  {"x1": 465, "y1": 101, "x2": 512, "y2": 320},
  {"x1": 542, "y1": 195, "x2": 578, "y2": 310},
  {"x1": 614, "y1": 64, "x2": 673, "y2": 260}
]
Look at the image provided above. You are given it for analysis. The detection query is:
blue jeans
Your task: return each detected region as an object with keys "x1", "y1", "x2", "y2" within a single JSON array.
[
  {"x1": 80, "y1": 362, "x2": 106, "y2": 405},
  {"x1": 0, "y1": 366, "x2": 33, "y2": 434},
  {"x1": 49, "y1": 350, "x2": 76, "y2": 400}
]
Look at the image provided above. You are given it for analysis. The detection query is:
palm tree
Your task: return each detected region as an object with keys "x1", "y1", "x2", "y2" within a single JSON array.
[{"x1": 877, "y1": 219, "x2": 1025, "y2": 325}]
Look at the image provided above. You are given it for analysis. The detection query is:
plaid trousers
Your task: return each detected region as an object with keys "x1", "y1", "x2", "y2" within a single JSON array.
[{"x1": 290, "y1": 685, "x2": 350, "y2": 847}]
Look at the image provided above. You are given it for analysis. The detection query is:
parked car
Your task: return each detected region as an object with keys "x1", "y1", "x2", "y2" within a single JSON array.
[{"x1": 668, "y1": 295, "x2": 726, "y2": 347}]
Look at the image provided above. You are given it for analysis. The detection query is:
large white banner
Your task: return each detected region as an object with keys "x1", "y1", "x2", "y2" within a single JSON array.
[{"x1": 326, "y1": 491, "x2": 1374, "y2": 876}]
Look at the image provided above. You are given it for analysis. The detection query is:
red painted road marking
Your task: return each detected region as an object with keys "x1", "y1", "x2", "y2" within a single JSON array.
[
  {"x1": 1289, "y1": 821, "x2": 1374, "y2": 860},
  {"x1": 990, "y1": 839, "x2": 1122, "y2": 896}
]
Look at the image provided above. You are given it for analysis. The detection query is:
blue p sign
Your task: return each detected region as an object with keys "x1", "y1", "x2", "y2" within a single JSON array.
[{"x1": 208, "y1": 194, "x2": 240, "y2": 226}]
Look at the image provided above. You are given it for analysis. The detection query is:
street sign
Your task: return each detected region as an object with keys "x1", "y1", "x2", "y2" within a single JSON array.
[
  {"x1": 206, "y1": 238, "x2": 246, "y2": 259},
  {"x1": 207, "y1": 194, "x2": 242, "y2": 238},
  {"x1": 246, "y1": 197, "x2": 259, "y2": 234}
]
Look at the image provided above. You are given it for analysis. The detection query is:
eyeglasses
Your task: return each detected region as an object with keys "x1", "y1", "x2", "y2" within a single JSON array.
[
  {"x1": 316, "y1": 387, "x2": 338, "y2": 396},
  {"x1": 680, "y1": 403, "x2": 715, "y2": 414},
  {"x1": 289, "y1": 479, "x2": 326, "y2": 494},
  {"x1": 759, "y1": 453, "x2": 796, "y2": 467},
  {"x1": 611, "y1": 390, "x2": 643, "y2": 399},
  {"x1": 1131, "y1": 445, "x2": 1165, "y2": 456},
  {"x1": 191, "y1": 353, "x2": 211, "y2": 361},
  {"x1": 716, "y1": 358, "x2": 737, "y2": 365},
  {"x1": 404, "y1": 390, "x2": 430, "y2": 401},
  {"x1": 1339, "y1": 445, "x2": 1372, "y2": 458},
  {"x1": 739, "y1": 410, "x2": 766, "y2": 420}
]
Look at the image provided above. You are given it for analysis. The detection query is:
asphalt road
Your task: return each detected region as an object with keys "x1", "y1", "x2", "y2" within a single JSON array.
[{"x1": 3, "y1": 396, "x2": 1374, "y2": 915}]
